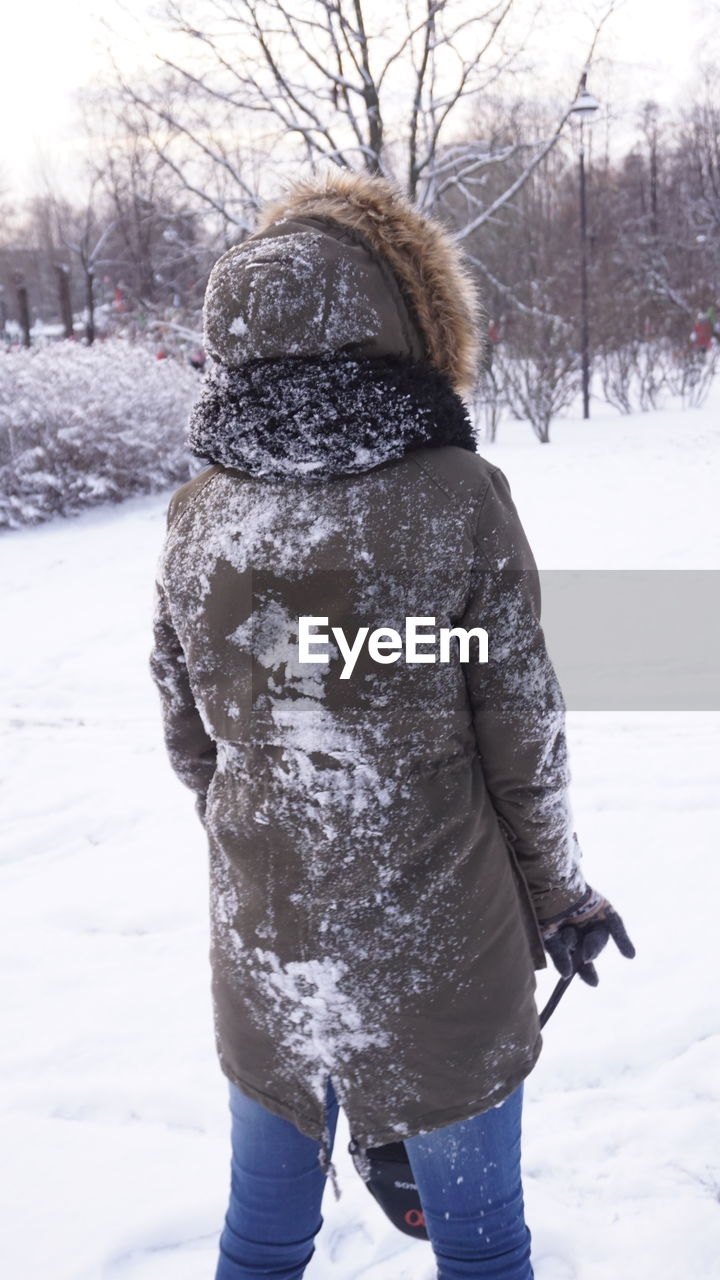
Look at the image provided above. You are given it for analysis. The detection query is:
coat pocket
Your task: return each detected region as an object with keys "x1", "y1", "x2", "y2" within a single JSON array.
[{"x1": 495, "y1": 816, "x2": 547, "y2": 970}]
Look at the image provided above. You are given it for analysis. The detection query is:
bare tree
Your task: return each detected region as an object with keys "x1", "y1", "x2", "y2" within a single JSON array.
[
  {"x1": 113, "y1": 0, "x2": 616, "y2": 236},
  {"x1": 62, "y1": 190, "x2": 118, "y2": 345},
  {"x1": 93, "y1": 106, "x2": 202, "y2": 306},
  {"x1": 584, "y1": 81, "x2": 720, "y2": 412}
]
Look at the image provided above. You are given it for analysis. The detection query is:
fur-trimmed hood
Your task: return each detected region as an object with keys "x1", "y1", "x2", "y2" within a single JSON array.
[{"x1": 202, "y1": 169, "x2": 481, "y2": 395}]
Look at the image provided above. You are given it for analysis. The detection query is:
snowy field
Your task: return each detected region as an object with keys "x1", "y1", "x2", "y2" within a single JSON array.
[{"x1": 1, "y1": 393, "x2": 719, "y2": 1280}]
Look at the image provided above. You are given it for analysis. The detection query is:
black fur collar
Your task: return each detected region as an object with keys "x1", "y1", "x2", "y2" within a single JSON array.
[{"x1": 187, "y1": 354, "x2": 476, "y2": 480}]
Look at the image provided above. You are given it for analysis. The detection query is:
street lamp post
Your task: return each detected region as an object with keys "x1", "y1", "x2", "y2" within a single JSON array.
[{"x1": 569, "y1": 72, "x2": 600, "y2": 419}]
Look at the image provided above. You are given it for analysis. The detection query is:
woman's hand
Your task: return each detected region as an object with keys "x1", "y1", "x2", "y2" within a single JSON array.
[{"x1": 539, "y1": 887, "x2": 636, "y2": 986}]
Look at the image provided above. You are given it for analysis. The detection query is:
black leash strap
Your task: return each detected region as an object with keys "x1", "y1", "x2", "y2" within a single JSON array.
[{"x1": 539, "y1": 973, "x2": 575, "y2": 1028}]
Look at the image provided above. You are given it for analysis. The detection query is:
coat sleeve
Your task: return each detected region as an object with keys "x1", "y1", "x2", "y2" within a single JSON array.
[
  {"x1": 459, "y1": 466, "x2": 586, "y2": 920},
  {"x1": 149, "y1": 563, "x2": 217, "y2": 824}
]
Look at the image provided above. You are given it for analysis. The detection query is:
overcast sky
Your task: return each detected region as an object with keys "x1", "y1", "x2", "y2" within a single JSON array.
[{"x1": 1, "y1": 0, "x2": 715, "y2": 200}]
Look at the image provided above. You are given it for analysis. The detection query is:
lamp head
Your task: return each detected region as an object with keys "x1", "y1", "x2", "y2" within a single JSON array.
[{"x1": 570, "y1": 88, "x2": 601, "y2": 120}]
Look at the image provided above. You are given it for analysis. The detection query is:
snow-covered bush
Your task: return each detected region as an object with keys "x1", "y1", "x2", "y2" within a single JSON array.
[
  {"x1": 470, "y1": 364, "x2": 505, "y2": 443},
  {"x1": 598, "y1": 339, "x2": 719, "y2": 415},
  {"x1": 496, "y1": 318, "x2": 580, "y2": 444},
  {"x1": 658, "y1": 343, "x2": 719, "y2": 408},
  {"x1": 0, "y1": 341, "x2": 201, "y2": 529}
]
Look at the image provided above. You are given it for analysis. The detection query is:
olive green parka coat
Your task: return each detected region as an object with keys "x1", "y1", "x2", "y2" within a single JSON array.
[{"x1": 149, "y1": 170, "x2": 586, "y2": 1155}]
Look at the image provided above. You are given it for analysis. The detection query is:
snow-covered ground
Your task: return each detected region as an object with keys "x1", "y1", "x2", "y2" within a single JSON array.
[{"x1": 1, "y1": 394, "x2": 719, "y2": 1280}]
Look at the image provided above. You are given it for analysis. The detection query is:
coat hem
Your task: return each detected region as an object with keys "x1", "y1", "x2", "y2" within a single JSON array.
[
  {"x1": 216, "y1": 1029, "x2": 543, "y2": 1153},
  {"x1": 217, "y1": 1060, "x2": 327, "y2": 1143},
  {"x1": 353, "y1": 1031, "x2": 544, "y2": 1150}
]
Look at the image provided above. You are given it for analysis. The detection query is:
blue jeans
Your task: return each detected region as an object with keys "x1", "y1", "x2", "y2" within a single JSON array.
[{"x1": 215, "y1": 1078, "x2": 533, "y2": 1280}]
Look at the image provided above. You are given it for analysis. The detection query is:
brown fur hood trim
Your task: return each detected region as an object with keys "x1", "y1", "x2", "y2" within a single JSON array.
[{"x1": 256, "y1": 169, "x2": 482, "y2": 396}]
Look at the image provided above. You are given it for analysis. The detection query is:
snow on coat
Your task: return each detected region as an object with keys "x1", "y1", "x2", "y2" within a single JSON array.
[{"x1": 149, "y1": 170, "x2": 586, "y2": 1154}]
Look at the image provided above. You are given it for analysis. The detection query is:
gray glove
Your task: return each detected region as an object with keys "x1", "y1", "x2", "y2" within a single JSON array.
[{"x1": 539, "y1": 886, "x2": 636, "y2": 986}]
